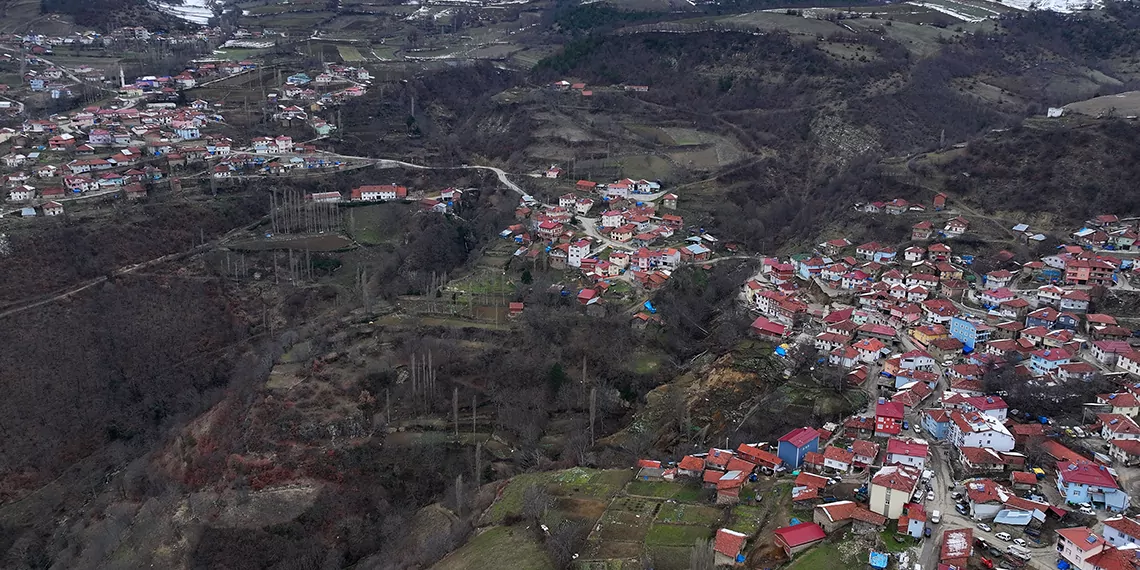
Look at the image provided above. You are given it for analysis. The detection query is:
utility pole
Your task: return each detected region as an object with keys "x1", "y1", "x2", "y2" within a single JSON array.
[{"x1": 453, "y1": 387, "x2": 459, "y2": 437}]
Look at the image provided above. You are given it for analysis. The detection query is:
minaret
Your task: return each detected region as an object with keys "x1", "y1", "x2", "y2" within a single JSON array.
[{"x1": 119, "y1": 66, "x2": 125, "y2": 88}]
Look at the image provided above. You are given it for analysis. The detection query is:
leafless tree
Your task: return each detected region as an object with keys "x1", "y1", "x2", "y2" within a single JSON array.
[
  {"x1": 521, "y1": 485, "x2": 549, "y2": 522},
  {"x1": 690, "y1": 537, "x2": 715, "y2": 570}
]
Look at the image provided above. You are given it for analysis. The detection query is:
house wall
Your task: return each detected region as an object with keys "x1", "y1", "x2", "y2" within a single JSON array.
[
  {"x1": 778, "y1": 439, "x2": 819, "y2": 469},
  {"x1": 922, "y1": 417, "x2": 948, "y2": 440},
  {"x1": 1103, "y1": 526, "x2": 1140, "y2": 547},
  {"x1": 869, "y1": 485, "x2": 909, "y2": 519}
]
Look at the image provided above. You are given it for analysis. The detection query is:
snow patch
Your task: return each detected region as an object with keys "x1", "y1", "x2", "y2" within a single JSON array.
[
  {"x1": 994, "y1": 0, "x2": 1100, "y2": 12},
  {"x1": 152, "y1": 0, "x2": 216, "y2": 24},
  {"x1": 905, "y1": 1, "x2": 988, "y2": 22}
]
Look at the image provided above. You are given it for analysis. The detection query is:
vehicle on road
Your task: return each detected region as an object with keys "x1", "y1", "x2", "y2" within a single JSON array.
[
  {"x1": 903, "y1": 420, "x2": 910, "y2": 430},
  {"x1": 931, "y1": 510, "x2": 941, "y2": 523},
  {"x1": 924, "y1": 527, "x2": 932, "y2": 538},
  {"x1": 1006, "y1": 546, "x2": 1031, "y2": 561},
  {"x1": 913, "y1": 423, "x2": 920, "y2": 432},
  {"x1": 977, "y1": 523, "x2": 993, "y2": 532},
  {"x1": 1079, "y1": 506, "x2": 1096, "y2": 516},
  {"x1": 1013, "y1": 538, "x2": 1028, "y2": 547},
  {"x1": 994, "y1": 532, "x2": 1012, "y2": 541},
  {"x1": 927, "y1": 490, "x2": 935, "y2": 501}
]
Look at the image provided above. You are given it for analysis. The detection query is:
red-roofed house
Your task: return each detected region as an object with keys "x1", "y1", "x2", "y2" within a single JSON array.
[
  {"x1": 852, "y1": 440, "x2": 880, "y2": 467},
  {"x1": 1056, "y1": 460, "x2": 1128, "y2": 512},
  {"x1": 885, "y1": 438, "x2": 928, "y2": 469},
  {"x1": 1057, "y1": 527, "x2": 1106, "y2": 570},
  {"x1": 778, "y1": 427, "x2": 820, "y2": 469},
  {"x1": 705, "y1": 448, "x2": 734, "y2": 471},
  {"x1": 822, "y1": 446, "x2": 854, "y2": 473},
  {"x1": 678, "y1": 455, "x2": 704, "y2": 477},
  {"x1": 1099, "y1": 392, "x2": 1140, "y2": 418},
  {"x1": 875, "y1": 401, "x2": 905, "y2": 437},
  {"x1": 773, "y1": 522, "x2": 827, "y2": 557},
  {"x1": 940, "y1": 528, "x2": 973, "y2": 568},
  {"x1": 869, "y1": 464, "x2": 921, "y2": 518},
  {"x1": 714, "y1": 529, "x2": 748, "y2": 566},
  {"x1": 1109, "y1": 439, "x2": 1140, "y2": 467},
  {"x1": 736, "y1": 444, "x2": 781, "y2": 470},
  {"x1": 1103, "y1": 515, "x2": 1140, "y2": 548}
]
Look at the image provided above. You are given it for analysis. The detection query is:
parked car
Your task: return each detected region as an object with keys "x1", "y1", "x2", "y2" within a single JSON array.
[
  {"x1": 924, "y1": 527, "x2": 932, "y2": 538},
  {"x1": 931, "y1": 510, "x2": 941, "y2": 524},
  {"x1": 955, "y1": 504, "x2": 968, "y2": 515},
  {"x1": 977, "y1": 523, "x2": 993, "y2": 533},
  {"x1": 1080, "y1": 506, "x2": 1096, "y2": 516},
  {"x1": 952, "y1": 492, "x2": 963, "y2": 501},
  {"x1": 927, "y1": 490, "x2": 935, "y2": 501},
  {"x1": 913, "y1": 423, "x2": 920, "y2": 432},
  {"x1": 1013, "y1": 538, "x2": 1028, "y2": 548},
  {"x1": 903, "y1": 420, "x2": 910, "y2": 430},
  {"x1": 995, "y1": 532, "x2": 1012, "y2": 541}
]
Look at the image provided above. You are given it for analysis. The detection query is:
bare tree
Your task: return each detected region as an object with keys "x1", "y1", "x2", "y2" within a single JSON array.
[
  {"x1": 690, "y1": 537, "x2": 715, "y2": 570},
  {"x1": 521, "y1": 485, "x2": 549, "y2": 522}
]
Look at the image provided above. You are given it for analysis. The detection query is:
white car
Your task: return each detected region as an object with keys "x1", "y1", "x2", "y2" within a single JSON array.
[
  {"x1": 1080, "y1": 506, "x2": 1096, "y2": 516},
  {"x1": 931, "y1": 510, "x2": 941, "y2": 524},
  {"x1": 995, "y1": 532, "x2": 1012, "y2": 541},
  {"x1": 977, "y1": 523, "x2": 993, "y2": 533},
  {"x1": 927, "y1": 490, "x2": 935, "y2": 501},
  {"x1": 1013, "y1": 538, "x2": 1028, "y2": 547}
]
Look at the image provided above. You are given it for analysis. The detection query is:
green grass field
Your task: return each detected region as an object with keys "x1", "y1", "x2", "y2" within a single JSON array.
[
  {"x1": 654, "y1": 503, "x2": 723, "y2": 526},
  {"x1": 785, "y1": 542, "x2": 860, "y2": 570},
  {"x1": 337, "y1": 45, "x2": 365, "y2": 61},
  {"x1": 726, "y1": 505, "x2": 766, "y2": 535},
  {"x1": 484, "y1": 469, "x2": 629, "y2": 525},
  {"x1": 432, "y1": 526, "x2": 554, "y2": 570},
  {"x1": 644, "y1": 524, "x2": 713, "y2": 546}
]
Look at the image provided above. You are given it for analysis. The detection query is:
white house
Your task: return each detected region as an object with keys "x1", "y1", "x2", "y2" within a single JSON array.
[
  {"x1": 7, "y1": 185, "x2": 35, "y2": 201},
  {"x1": 884, "y1": 438, "x2": 928, "y2": 469},
  {"x1": 948, "y1": 410, "x2": 1015, "y2": 452},
  {"x1": 868, "y1": 464, "x2": 921, "y2": 519},
  {"x1": 1103, "y1": 516, "x2": 1140, "y2": 548},
  {"x1": 568, "y1": 240, "x2": 590, "y2": 268}
]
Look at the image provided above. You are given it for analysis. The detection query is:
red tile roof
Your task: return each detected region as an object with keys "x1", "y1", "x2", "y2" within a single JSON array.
[
  {"x1": 795, "y1": 471, "x2": 831, "y2": 489},
  {"x1": 823, "y1": 446, "x2": 855, "y2": 465},
  {"x1": 773, "y1": 522, "x2": 827, "y2": 548},
  {"x1": 779, "y1": 427, "x2": 820, "y2": 447},
  {"x1": 1057, "y1": 527, "x2": 1105, "y2": 551},
  {"x1": 1011, "y1": 471, "x2": 1038, "y2": 486},
  {"x1": 678, "y1": 455, "x2": 704, "y2": 471},
  {"x1": 1104, "y1": 516, "x2": 1140, "y2": 541},
  {"x1": 714, "y1": 528, "x2": 748, "y2": 557},
  {"x1": 886, "y1": 438, "x2": 929, "y2": 458},
  {"x1": 876, "y1": 401, "x2": 905, "y2": 419},
  {"x1": 940, "y1": 528, "x2": 973, "y2": 560},
  {"x1": 1057, "y1": 460, "x2": 1119, "y2": 489},
  {"x1": 871, "y1": 465, "x2": 920, "y2": 492},
  {"x1": 852, "y1": 440, "x2": 879, "y2": 459}
]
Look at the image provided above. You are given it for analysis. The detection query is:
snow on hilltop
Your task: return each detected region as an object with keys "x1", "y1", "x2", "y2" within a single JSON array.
[{"x1": 995, "y1": 0, "x2": 1101, "y2": 13}]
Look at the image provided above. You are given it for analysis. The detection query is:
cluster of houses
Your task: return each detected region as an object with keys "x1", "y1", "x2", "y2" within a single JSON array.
[
  {"x1": 549, "y1": 80, "x2": 650, "y2": 97},
  {"x1": 633, "y1": 396, "x2": 1140, "y2": 567},
  {"x1": 498, "y1": 183, "x2": 722, "y2": 313},
  {"x1": 1054, "y1": 517, "x2": 1140, "y2": 570},
  {"x1": 295, "y1": 183, "x2": 457, "y2": 214}
]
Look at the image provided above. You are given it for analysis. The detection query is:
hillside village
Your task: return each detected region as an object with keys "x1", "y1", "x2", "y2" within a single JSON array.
[
  {"x1": 10, "y1": 5, "x2": 1140, "y2": 570},
  {"x1": 598, "y1": 198, "x2": 1140, "y2": 569},
  {"x1": 0, "y1": 23, "x2": 377, "y2": 217}
]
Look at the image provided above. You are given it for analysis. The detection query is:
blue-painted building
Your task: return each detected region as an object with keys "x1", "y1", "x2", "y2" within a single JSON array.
[
  {"x1": 949, "y1": 317, "x2": 991, "y2": 351},
  {"x1": 777, "y1": 427, "x2": 820, "y2": 469},
  {"x1": 921, "y1": 408, "x2": 950, "y2": 441},
  {"x1": 1056, "y1": 460, "x2": 1130, "y2": 512}
]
